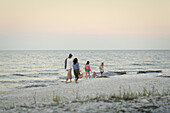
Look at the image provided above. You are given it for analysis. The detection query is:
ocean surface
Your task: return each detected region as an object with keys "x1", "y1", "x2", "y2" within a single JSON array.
[{"x1": 0, "y1": 50, "x2": 170, "y2": 91}]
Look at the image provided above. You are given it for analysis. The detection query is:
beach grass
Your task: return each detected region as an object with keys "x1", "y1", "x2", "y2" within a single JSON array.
[
  {"x1": 53, "y1": 95, "x2": 61, "y2": 103},
  {"x1": 52, "y1": 86, "x2": 169, "y2": 103},
  {"x1": 0, "y1": 86, "x2": 169, "y2": 111}
]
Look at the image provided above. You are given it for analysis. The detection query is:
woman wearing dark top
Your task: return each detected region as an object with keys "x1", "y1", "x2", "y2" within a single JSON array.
[{"x1": 73, "y1": 58, "x2": 80, "y2": 83}]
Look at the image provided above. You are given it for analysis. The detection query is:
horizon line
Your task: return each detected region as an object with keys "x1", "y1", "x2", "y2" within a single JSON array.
[{"x1": 0, "y1": 49, "x2": 170, "y2": 51}]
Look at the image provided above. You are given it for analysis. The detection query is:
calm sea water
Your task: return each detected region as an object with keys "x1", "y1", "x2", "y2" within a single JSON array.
[{"x1": 0, "y1": 50, "x2": 170, "y2": 91}]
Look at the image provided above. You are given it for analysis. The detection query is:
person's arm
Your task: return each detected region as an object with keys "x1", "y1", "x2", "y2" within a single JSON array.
[
  {"x1": 85, "y1": 65, "x2": 86, "y2": 72},
  {"x1": 99, "y1": 66, "x2": 101, "y2": 70},
  {"x1": 71, "y1": 60, "x2": 73, "y2": 69},
  {"x1": 77, "y1": 63, "x2": 81, "y2": 72},
  {"x1": 77, "y1": 63, "x2": 80, "y2": 70},
  {"x1": 96, "y1": 74, "x2": 99, "y2": 77},
  {"x1": 67, "y1": 59, "x2": 70, "y2": 69}
]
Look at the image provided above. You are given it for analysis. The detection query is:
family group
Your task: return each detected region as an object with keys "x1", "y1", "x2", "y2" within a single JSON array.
[{"x1": 65, "y1": 53, "x2": 104, "y2": 83}]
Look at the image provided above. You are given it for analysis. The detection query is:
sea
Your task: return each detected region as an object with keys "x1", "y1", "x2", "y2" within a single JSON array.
[{"x1": 0, "y1": 50, "x2": 170, "y2": 91}]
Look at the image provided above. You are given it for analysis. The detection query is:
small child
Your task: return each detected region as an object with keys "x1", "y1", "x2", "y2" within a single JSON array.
[
  {"x1": 92, "y1": 72, "x2": 99, "y2": 78},
  {"x1": 85, "y1": 61, "x2": 92, "y2": 79},
  {"x1": 99, "y1": 62, "x2": 104, "y2": 76}
]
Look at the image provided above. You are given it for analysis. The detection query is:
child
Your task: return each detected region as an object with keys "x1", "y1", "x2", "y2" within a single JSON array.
[
  {"x1": 85, "y1": 61, "x2": 92, "y2": 79},
  {"x1": 99, "y1": 62, "x2": 104, "y2": 76},
  {"x1": 92, "y1": 72, "x2": 99, "y2": 78}
]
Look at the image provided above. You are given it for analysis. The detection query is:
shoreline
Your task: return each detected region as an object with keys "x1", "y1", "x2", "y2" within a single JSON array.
[{"x1": 0, "y1": 74, "x2": 169, "y2": 112}]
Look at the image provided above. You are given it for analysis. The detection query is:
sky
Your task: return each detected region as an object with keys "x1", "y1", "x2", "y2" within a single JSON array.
[{"x1": 0, "y1": 0, "x2": 170, "y2": 50}]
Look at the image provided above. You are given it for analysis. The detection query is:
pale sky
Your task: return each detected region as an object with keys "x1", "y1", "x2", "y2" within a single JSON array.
[{"x1": 0, "y1": 0, "x2": 170, "y2": 50}]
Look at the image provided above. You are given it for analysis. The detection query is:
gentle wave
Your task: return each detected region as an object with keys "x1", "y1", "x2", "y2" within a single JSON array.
[
  {"x1": 0, "y1": 80, "x2": 57, "y2": 84},
  {"x1": 137, "y1": 70, "x2": 162, "y2": 74},
  {"x1": 18, "y1": 80, "x2": 57, "y2": 83},
  {"x1": 11, "y1": 73, "x2": 59, "y2": 77},
  {"x1": 104, "y1": 71, "x2": 127, "y2": 76},
  {"x1": 0, "y1": 81, "x2": 17, "y2": 83},
  {"x1": 38, "y1": 73, "x2": 59, "y2": 75},
  {"x1": 13, "y1": 74, "x2": 26, "y2": 76},
  {"x1": 0, "y1": 75, "x2": 8, "y2": 78},
  {"x1": 17, "y1": 84, "x2": 48, "y2": 89},
  {"x1": 132, "y1": 63, "x2": 154, "y2": 66},
  {"x1": 59, "y1": 76, "x2": 67, "y2": 79},
  {"x1": 12, "y1": 74, "x2": 39, "y2": 78}
]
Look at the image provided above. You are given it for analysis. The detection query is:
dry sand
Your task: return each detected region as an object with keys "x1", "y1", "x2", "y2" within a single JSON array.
[{"x1": 0, "y1": 74, "x2": 170, "y2": 112}]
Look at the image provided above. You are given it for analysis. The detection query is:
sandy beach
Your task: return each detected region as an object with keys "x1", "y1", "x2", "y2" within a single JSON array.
[
  {"x1": 0, "y1": 74, "x2": 169, "y2": 113},
  {"x1": 1, "y1": 0, "x2": 170, "y2": 112}
]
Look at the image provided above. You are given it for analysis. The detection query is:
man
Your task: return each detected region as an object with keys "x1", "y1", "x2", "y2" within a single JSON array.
[{"x1": 66, "y1": 53, "x2": 73, "y2": 83}]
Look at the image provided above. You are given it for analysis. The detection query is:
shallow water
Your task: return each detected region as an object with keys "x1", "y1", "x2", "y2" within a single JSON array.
[{"x1": 0, "y1": 50, "x2": 170, "y2": 91}]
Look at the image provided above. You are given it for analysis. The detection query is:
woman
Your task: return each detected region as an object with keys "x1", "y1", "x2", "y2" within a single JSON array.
[
  {"x1": 85, "y1": 61, "x2": 92, "y2": 79},
  {"x1": 73, "y1": 58, "x2": 80, "y2": 83}
]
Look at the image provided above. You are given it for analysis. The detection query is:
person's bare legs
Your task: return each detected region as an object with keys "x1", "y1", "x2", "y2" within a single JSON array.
[
  {"x1": 66, "y1": 70, "x2": 69, "y2": 83},
  {"x1": 66, "y1": 69, "x2": 72, "y2": 83},
  {"x1": 92, "y1": 73, "x2": 94, "y2": 78},
  {"x1": 86, "y1": 72, "x2": 87, "y2": 79},
  {"x1": 93, "y1": 72, "x2": 96, "y2": 78},
  {"x1": 70, "y1": 76, "x2": 72, "y2": 82},
  {"x1": 88, "y1": 72, "x2": 91, "y2": 79},
  {"x1": 66, "y1": 78, "x2": 68, "y2": 83},
  {"x1": 101, "y1": 73, "x2": 103, "y2": 76},
  {"x1": 70, "y1": 69, "x2": 72, "y2": 82},
  {"x1": 75, "y1": 78, "x2": 78, "y2": 83}
]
